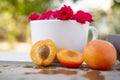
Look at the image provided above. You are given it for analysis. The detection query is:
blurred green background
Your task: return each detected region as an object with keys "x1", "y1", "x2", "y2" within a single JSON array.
[{"x1": 0, "y1": 0, "x2": 120, "y2": 52}]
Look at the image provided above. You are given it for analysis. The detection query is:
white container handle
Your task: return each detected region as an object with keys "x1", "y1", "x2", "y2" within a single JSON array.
[{"x1": 89, "y1": 26, "x2": 98, "y2": 40}]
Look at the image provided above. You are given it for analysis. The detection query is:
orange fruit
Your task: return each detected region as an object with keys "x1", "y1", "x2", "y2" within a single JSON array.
[
  {"x1": 30, "y1": 39, "x2": 57, "y2": 66},
  {"x1": 83, "y1": 40, "x2": 117, "y2": 70},
  {"x1": 57, "y1": 48, "x2": 84, "y2": 68}
]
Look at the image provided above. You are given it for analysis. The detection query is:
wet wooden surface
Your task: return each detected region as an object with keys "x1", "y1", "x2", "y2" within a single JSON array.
[{"x1": 0, "y1": 61, "x2": 120, "y2": 80}]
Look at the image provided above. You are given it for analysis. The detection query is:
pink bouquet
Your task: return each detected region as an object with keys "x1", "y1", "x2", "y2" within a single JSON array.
[{"x1": 28, "y1": 5, "x2": 93, "y2": 24}]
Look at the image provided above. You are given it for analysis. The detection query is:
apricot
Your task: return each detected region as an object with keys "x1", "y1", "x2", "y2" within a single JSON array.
[
  {"x1": 30, "y1": 40, "x2": 57, "y2": 66},
  {"x1": 57, "y1": 48, "x2": 84, "y2": 68},
  {"x1": 83, "y1": 40, "x2": 117, "y2": 70}
]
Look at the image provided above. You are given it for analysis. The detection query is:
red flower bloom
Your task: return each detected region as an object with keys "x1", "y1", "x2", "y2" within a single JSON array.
[
  {"x1": 38, "y1": 10, "x2": 55, "y2": 20},
  {"x1": 72, "y1": 10, "x2": 94, "y2": 24},
  {"x1": 28, "y1": 5, "x2": 94, "y2": 24},
  {"x1": 54, "y1": 5, "x2": 74, "y2": 20},
  {"x1": 85, "y1": 12, "x2": 94, "y2": 23},
  {"x1": 28, "y1": 13, "x2": 39, "y2": 20}
]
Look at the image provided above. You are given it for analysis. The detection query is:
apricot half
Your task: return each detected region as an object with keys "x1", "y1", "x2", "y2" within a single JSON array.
[
  {"x1": 30, "y1": 40, "x2": 57, "y2": 66},
  {"x1": 57, "y1": 48, "x2": 84, "y2": 68},
  {"x1": 83, "y1": 40, "x2": 117, "y2": 70}
]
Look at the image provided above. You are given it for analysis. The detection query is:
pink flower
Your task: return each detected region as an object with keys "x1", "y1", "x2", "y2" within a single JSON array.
[
  {"x1": 85, "y1": 12, "x2": 94, "y2": 23},
  {"x1": 28, "y1": 13, "x2": 39, "y2": 20},
  {"x1": 54, "y1": 5, "x2": 74, "y2": 20},
  {"x1": 72, "y1": 10, "x2": 94, "y2": 24},
  {"x1": 28, "y1": 5, "x2": 94, "y2": 24},
  {"x1": 38, "y1": 10, "x2": 55, "y2": 20}
]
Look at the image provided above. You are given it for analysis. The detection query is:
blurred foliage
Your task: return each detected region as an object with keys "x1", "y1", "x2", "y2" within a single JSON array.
[
  {"x1": 90, "y1": 0, "x2": 120, "y2": 40},
  {"x1": 0, "y1": 0, "x2": 120, "y2": 42},
  {"x1": 113, "y1": 0, "x2": 120, "y2": 10},
  {"x1": 0, "y1": 0, "x2": 58, "y2": 42},
  {"x1": 0, "y1": 0, "x2": 54, "y2": 15}
]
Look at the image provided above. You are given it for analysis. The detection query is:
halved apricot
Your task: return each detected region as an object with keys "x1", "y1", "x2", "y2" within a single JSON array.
[
  {"x1": 57, "y1": 48, "x2": 84, "y2": 68},
  {"x1": 30, "y1": 40, "x2": 57, "y2": 66}
]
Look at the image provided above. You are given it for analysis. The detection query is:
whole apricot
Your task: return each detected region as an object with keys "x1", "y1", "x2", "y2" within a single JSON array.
[
  {"x1": 83, "y1": 40, "x2": 117, "y2": 70},
  {"x1": 30, "y1": 40, "x2": 57, "y2": 66},
  {"x1": 57, "y1": 48, "x2": 84, "y2": 68}
]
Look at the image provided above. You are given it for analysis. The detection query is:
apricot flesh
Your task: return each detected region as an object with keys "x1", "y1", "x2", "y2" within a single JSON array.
[
  {"x1": 30, "y1": 40, "x2": 57, "y2": 66},
  {"x1": 57, "y1": 48, "x2": 84, "y2": 68}
]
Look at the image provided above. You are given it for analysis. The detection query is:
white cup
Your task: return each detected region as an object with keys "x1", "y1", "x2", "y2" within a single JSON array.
[{"x1": 30, "y1": 20, "x2": 98, "y2": 52}]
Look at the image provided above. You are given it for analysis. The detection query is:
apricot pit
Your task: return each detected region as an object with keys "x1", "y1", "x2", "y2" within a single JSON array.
[{"x1": 38, "y1": 45, "x2": 50, "y2": 59}]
